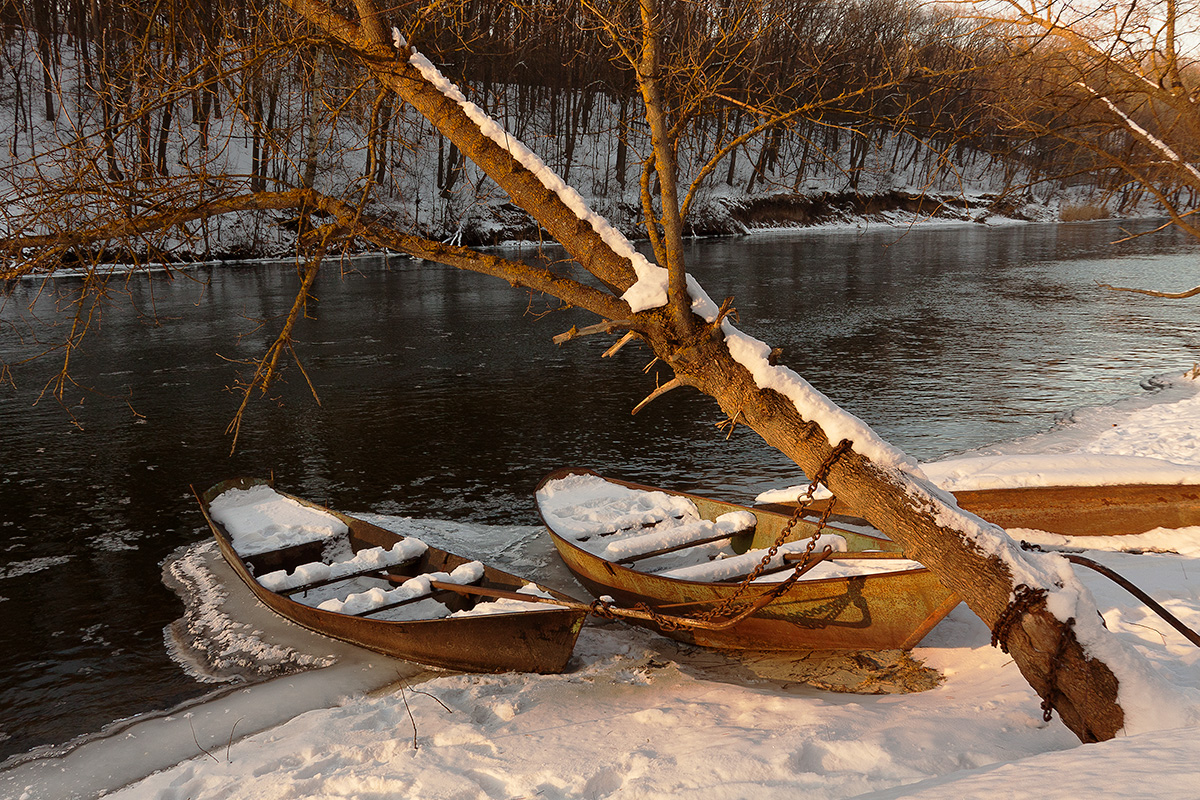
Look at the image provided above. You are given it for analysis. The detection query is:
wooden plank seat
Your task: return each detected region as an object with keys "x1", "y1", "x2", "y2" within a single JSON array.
[
  {"x1": 311, "y1": 561, "x2": 487, "y2": 618},
  {"x1": 615, "y1": 524, "x2": 757, "y2": 565},
  {"x1": 574, "y1": 514, "x2": 687, "y2": 542},
  {"x1": 602, "y1": 511, "x2": 758, "y2": 563},
  {"x1": 658, "y1": 546, "x2": 916, "y2": 584},
  {"x1": 354, "y1": 583, "x2": 477, "y2": 618},
  {"x1": 258, "y1": 539, "x2": 429, "y2": 595},
  {"x1": 786, "y1": 550, "x2": 907, "y2": 561},
  {"x1": 276, "y1": 558, "x2": 421, "y2": 597},
  {"x1": 652, "y1": 538, "x2": 844, "y2": 582}
]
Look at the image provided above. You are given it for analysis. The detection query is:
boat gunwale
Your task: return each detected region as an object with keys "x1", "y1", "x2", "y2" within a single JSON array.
[{"x1": 778, "y1": 482, "x2": 1200, "y2": 537}]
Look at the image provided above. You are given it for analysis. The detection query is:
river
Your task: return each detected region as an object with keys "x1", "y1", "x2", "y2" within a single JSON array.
[{"x1": 2, "y1": 219, "x2": 1199, "y2": 762}]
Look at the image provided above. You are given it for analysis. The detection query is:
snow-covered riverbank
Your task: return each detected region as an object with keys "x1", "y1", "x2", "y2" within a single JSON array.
[{"x1": 7, "y1": 373, "x2": 1200, "y2": 799}]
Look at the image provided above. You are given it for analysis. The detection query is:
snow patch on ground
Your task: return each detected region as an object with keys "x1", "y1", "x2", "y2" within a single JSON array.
[{"x1": 20, "y1": 373, "x2": 1190, "y2": 799}]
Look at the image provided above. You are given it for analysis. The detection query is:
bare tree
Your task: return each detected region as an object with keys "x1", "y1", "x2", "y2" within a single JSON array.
[
  {"x1": 2, "y1": 0, "x2": 1167, "y2": 743},
  {"x1": 969, "y1": 1, "x2": 1199, "y2": 234}
]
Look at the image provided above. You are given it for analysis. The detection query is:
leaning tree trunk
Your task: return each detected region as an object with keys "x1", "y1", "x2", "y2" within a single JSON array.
[{"x1": 280, "y1": 0, "x2": 1126, "y2": 742}]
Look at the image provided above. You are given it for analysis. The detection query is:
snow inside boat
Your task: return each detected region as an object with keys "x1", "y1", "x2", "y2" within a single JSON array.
[
  {"x1": 197, "y1": 477, "x2": 587, "y2": 673},
  {"x1": 535, "y1": 468, "x2": 960, "y2": 651}
]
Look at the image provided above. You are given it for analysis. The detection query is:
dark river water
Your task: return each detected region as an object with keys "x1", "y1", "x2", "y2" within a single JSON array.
[{"x1": 2, "y1": 219, "x2": 1199, "y2": 761}]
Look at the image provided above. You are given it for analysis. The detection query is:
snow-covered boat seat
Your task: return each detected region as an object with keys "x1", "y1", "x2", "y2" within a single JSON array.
[
  {"x1": 318, "y1": 561, "x2": 487, "y2": 618},
  {"x1": 259, "y1": 538, "x2": 430, "y2": 594},
  {"x1": 601, "y1": 510, "x2": 757, "y2": 563}
]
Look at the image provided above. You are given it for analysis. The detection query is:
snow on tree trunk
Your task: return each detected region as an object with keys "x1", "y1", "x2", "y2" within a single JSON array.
[{"x1": 266, "y1": 0, "x2": 1200, "y2": 743}]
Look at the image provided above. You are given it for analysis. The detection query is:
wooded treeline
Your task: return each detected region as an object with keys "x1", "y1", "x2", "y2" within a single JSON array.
[
  {"x1": 0, "y1": 0, "x2": 1187, "y2": 257},
  {"x1": 1, "y1": 0, "x2": 1195, "y2": 747}
]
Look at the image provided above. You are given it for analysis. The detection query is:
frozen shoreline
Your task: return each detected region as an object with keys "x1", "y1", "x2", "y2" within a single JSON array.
[
  {"x1": 15, "y1": 206, "x2": 1146, "y2": 282},
  {"x1": 7, "y1": 371, "x2": 1200, "y2": 798}
]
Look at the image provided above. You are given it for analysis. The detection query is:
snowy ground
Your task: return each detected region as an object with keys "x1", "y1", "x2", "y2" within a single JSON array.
[{"x1": 10, "y1": 377, "x2": 1200, "y2": 799}]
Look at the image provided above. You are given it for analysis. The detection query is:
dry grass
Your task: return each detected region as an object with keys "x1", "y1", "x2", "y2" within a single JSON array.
[{"x1": 1060, "y1": 203, "x2": 1109, "y2": 222}]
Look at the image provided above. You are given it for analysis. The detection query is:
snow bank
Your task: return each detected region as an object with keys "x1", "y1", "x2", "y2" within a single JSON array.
[
  {"x1": 1014, "y1": 526, "x2": 1200, "y2": 557},
  {"x1": 927, "y1": 453, "x2": 1200, "y2": 492}
]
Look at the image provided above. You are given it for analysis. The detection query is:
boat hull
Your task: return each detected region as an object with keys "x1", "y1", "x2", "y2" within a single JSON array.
[
  {"x1": 538, "y1": 469, "x2": 960, "y2": 652},
  {"x1": 200, "y1": 478, "x2": 586, "y2": 674},
  {"x1": 764, "y1": 483, "x2": 1200, "y2": 537}
]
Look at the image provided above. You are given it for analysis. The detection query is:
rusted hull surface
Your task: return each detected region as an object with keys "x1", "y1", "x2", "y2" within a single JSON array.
[
  {"x1": 954, "y1": 484, "x2": 1200, "y2": 536},
  {"x1": 200, "y1": 478, "x2": 586, "y2": 674},
  {"x1": 537, "y1": 469, "x2": 959, "y2": 652},
  {"x1": 775, "y1": 483, "x2": 1200, "y2": 537}
]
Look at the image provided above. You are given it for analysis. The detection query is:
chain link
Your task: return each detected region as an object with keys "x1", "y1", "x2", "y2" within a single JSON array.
[
  {"x1": 990, "y1": 584, "x2": 1047, "y2": 653},
  {"x1": 694, "y1": 439, "x2": 853, "y2": 624},
  {"x1": 1041, "y1": 617, "x2": 1075, "y2": 722},
  {"x1": 634, "y1": 602, "x2": 685, "y2": 632},
  {"x1": 990, "y1": 584, "x2": 1074, "y2": 723},
  {"x1": 589, "y1": 598, "x2": 618, "y2": 620}
]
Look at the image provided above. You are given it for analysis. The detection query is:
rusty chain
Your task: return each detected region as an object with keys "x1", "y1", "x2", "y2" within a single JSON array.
[
  {"x1": 634, "y1": 601, "x2": 685, "y2": 632},
  {"x1": 990, "y1": 583, "x2": 1074, "y2": 723},
  {"x1": 695, "y1": 439, "x2": 853, "y2": 624},
  {"x1": 1041, "y1": 617, "x2": 1075, "y2": 722},
  {"x1": 989, "y1": 584, "x2": 1047, "y2": 653}
]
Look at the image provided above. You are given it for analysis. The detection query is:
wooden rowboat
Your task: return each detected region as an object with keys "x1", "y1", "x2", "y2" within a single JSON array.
[
  {"x1": 761, "y1": 483, "x2": 1200, "y2": 537},
  {"x1": 197, "y1": 477, "x2": 587, "y2": 674},
  {"x1": 535, "y1": 468, "x2": 960, "y2": 652}
]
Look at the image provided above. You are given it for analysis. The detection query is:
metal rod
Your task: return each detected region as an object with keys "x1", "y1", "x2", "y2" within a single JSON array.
[{"x1": 1062, "y1": 553, "x2": 1200, "y2": 648}]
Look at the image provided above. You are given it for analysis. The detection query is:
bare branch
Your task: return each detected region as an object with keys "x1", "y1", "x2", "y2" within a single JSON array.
[
  {"x1": 1097, "y1": 283, "x2": 1200, "y2": 299},
  {"x1": 631, "y1": 376, "x2": 686, "y2": 415},
  {"x1": 603, "y1": 331, "x2": 640, "y2": 358},
  {"x1": 553, "y1": 320, "x2": 632, "y2": 345}
]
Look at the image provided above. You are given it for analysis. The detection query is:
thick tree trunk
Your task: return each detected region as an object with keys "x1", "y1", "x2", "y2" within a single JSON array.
[
  {"x1": 653, "y1": 323, "x2": 1123, "y2": 741},
  {"x1": 276, "y1": 0, "x2": 1126, "y2": 743}
]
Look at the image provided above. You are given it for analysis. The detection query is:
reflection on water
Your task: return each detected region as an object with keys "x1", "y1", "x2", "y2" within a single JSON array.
[{"x1": 2, "y1": 220, "x2": 1199, "y2": 760}]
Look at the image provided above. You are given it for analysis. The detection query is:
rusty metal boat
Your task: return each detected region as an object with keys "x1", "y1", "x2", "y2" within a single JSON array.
[
  {"x1": 535, "y1": 468, "x2": 960, "y2": 651},
  {"x1": 198, "y1": 477, "x2": 587, "y2": 674},
  {"x1": 761, "y1": 483, "x2": 1200, "y2": 537}
]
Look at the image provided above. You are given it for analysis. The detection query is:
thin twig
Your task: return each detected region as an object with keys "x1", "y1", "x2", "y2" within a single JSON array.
[
  {"x1": 189, "y1": 716, "x2": 219, "y2": 764},
  {"x1": 226, "y1": 717, "x2": 244, "y2": 762},
  {"x1": 1096, "y1": 281, "x2": 1200, "y2": 299},
  {"x1": 633, "y1": 376, "x2": 684, "y2": 415},
  {"x1": 603, "y1": 331, "x2": 639, "y2": 358},
  {"x1": 398, "y1": 681, "x2": 420, "y2": 750},
  {"x1": 406, "y1": 687, "x2": 453, "y2": 714},
  {"x1": 717, "y1": 407, "x2": 744, "y2": 439},
  {"x1": 1125, "y1": 621, "x2": 1167, "y2": 645},
  {"x1": 552, "y1": 319, "x2": 631, "y2": 345}
]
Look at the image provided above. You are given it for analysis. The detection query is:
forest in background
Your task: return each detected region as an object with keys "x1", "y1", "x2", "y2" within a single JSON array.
[{"x1": 0, "y1": 0, "x2": 1191, "y2": 257}]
